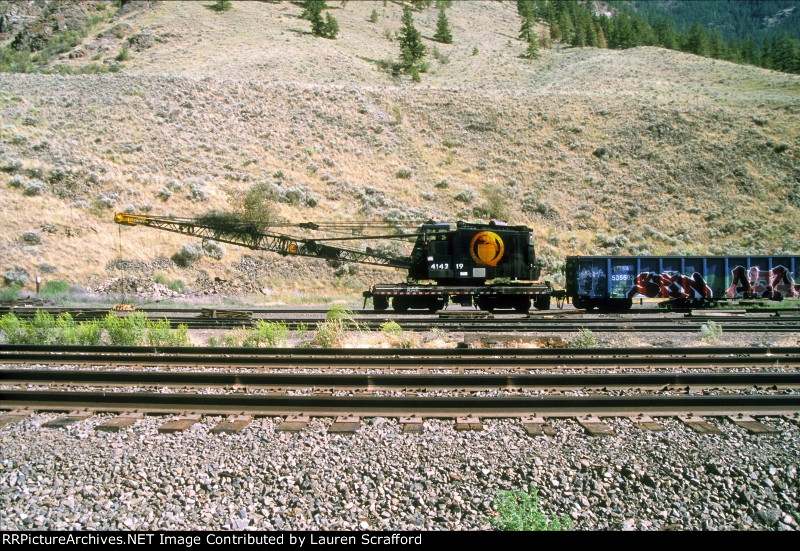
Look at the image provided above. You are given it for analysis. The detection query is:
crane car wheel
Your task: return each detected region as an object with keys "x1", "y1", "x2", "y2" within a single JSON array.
[
  {"x1": 533, "y1": 295, "x2": 550, "y2": 311},
  {"x1": 392, "y1": 296, "x2": 409, "y2": 312},
  {"x1": 427, "y1": 296, "x2": 443, "y2": 313},
  {"x1": 373, "y1": 296, "x2": 389, "y2": 311},
  {"x1": 477, "y1": 296, "x2": 495, "y2": 312},
  {"x1": 514, "y1": 296, "x2": 531, "y2": 313}
]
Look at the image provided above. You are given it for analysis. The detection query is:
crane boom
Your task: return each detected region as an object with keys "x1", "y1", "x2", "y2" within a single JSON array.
[{"x1": 114, "y1": 212, "x2": 412, "y2": 269}]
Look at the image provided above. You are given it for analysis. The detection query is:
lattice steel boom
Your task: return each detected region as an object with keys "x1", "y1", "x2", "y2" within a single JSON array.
[{"x1": 114, "y1": 213, "x2": 412, "y2": 269}]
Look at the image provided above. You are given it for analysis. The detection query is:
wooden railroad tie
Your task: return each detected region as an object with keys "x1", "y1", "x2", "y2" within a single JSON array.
[
  {"x1": 727, "y1": 414, "x2": 780, "y2": 435},
  {"x1": 158, "y1": 413, "x2": 202, "y2": 434},
  {"x1": 0, "y1": 409, "x2": 33, "y2": 428},
  {"x1": 95, "y1": 411, "x2": 144, "y2": 432},
  {"x1": 211, "y1": 414, "x2": 253, "y2": 434},
  {"x1": 42, "y1": 410, "x2": 93, "y2": 429},
  {"x1": 520, "y1": 415, "x2": 555, "y2": 437},
  {"x1": 454, "y1": 415, "x2": 483, "y2": 431},
  {"x1": 577, "y1": 415, "x2": 616, "y2": 437},
  {"x1": 400, "y1": 415, "x2": 423, "y2": 434},
  {"x1": 677, "y1": 414, "x2": 721, "y2": 434},
  {"x1": 328, "y1": 414, "x2": 361, "y2": 434},
  {"x1": 630, "y1": 414, "x2": 665, "y2": 432},
  {"x1": 276, "y1": 414, "x2": 310, "y2": 432}
]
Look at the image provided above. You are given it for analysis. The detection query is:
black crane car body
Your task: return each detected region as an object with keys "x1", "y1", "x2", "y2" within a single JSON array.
[{"x1": 407, "y1": 220, "x2": 540, "y2": 284}]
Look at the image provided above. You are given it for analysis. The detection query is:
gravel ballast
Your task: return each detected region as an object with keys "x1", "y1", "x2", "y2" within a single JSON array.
[{"x1": 1, "y1": 413, "x2": 798, "y2": 531}]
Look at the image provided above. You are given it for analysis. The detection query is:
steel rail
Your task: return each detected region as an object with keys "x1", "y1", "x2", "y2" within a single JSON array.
[
  {"x1": 3, "y1": 306, "x2": 799, "y2": 316},
  {"x1": 134, "y1": 320, "x2": 800, "y2": 333},
  {"x1": 3, "y1": 369, "x2": 799, "y2": 389},
  {"x1": 2, "y1": 390, "x2": 798, "y2": 417},
  {"x1": 3, "y1": 309, "x2": 800, "y2": 333},
  {"x1": 1, "y1": 351, "x2": 796, "y2": 369},
  {"x1": 2, "y1": 344, "x2": 797, "y2": 357}
]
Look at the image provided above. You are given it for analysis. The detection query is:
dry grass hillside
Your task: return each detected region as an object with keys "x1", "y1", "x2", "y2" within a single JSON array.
[{"x1": 1, "y1": 0, "x2": 799, "y2": 303}]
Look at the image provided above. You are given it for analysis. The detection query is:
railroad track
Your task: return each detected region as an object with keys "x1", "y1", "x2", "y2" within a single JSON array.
[
  {"x1": 2, "y1": 306, "x2": 800, "y2": 332},
  {"x1": 2, "y1": 389, "x2": 798, "y2": 418},
  {"x1": 4, "y1": 368, "x2": 799, "y2": 391},
  {"x1": 4, "y1": 305, "x2": 799, "y2": 316},
  {"x1": 1, "y1": 345, "x2": 798, "y2": 371},
  {"x1": 2, "y1": 345, "x2": 798, "y2": 436}
]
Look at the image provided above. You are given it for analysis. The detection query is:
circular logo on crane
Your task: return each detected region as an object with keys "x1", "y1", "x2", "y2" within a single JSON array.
[{"x1": 469, "y1": 231, "x2": 505, "y2": 266}]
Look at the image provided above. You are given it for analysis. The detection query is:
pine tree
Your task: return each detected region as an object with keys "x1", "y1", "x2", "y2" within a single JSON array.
[
  {"x1": 571, "y1": 24, "x2": 585, "y2": 48},
  {"x1": 724, "y1": 40, "x2": 741, "y2": 63},
  {"x1": 709, "y1": 30, "x2": 724, "y2": 59},
  {"x1": 633, "y1": 18, "x2": 656, "y2": 46},
  {"x1": 399, "y1": 5, "x2": 426, "y2": 72},
  {"x1": 525, "y1": 31, "x2": 540, "y2": 59},
  {"x1": 301, "y1": 0, "x2": 327, "y2": 20},
  {"x1": 533, "y1": 0, "x2": 547, "y2": 20},
  {"x1": 654, "y1": 17, "x2": 677, "y2": 50},
  {"x1": 557, "y1": 11, "x2": 573, "y2": 44},
  {"x1": 324, "y1": 12, "x2": 339, "y2": 39},
  {"x1": 308, "y1": 1, "x2": 325, "y2": 37},
  {"x1": 613, "y1": 13, "x2": 635, "y2": 49},
  {"x1": 596, "y1": 24, "x2": 607, "y2": 49},
  {"x1": 585, "y1": 19, "x2": 598, "y2": 48},
  {"x1": 772, "y1": 31, "x2": 797, "y2": 73},
  {"x1": 434, "y1": 8, "x2": 452, "y2": 44},
  {"x1": 519, "y1": 11, "x2": 535, "y2": 43},
  {"x1": 549, "y1": 21, "x2": 562, "y2": 42},
  {"x1": 306, "y1": 0, "x2": 337, "y2": 39},
  {"x1": 741, "y1": 36, "x2": 759, "y2": 65},
  {"x1": 685, "y1": 24, "x2": 709, "y2": 56},
  {"x1": 761, "y1": 37, "x2": 774, "y2": 69}
]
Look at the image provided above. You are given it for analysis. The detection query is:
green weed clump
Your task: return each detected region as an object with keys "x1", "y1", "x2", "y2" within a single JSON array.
[
  {"x1": 104, "y1": 312, "x2": 148, "y2": 345},
  {"x1": 0, "y1": 312, "x2": 189, "y2": 346},
  {"x1": 244, "y1": 320, "x2": 289, "y2": 347},
  {"x1": 380, "y1": 320, "x2": 403, "y2": 337},
  {"x1": 380, "y1": 320, "x2": 417, "y2": 348},
  {"x1": 0, "y1": 285, "x2": 22, "y2": 303},
  {"x1": 568, "y1": 328, "x2": 597, "y2": 348},
  {"x1": 0, "y1": 313, "x2": 25, "y2": 344},
  {"x1": 491, "y1": 488, "x2": 572, "y2": 531},
  {"x1": 40, "y1": 279, "x2": 70, "y2": 296},
  {"x1": 145, "y1": 318, "x2": 190, "y2": 346},
  {"x1": 222, "y1": 330, "x2": 247, "y2": 348},
  {"x1": 314, "y1": 307, "x2": 360, "y2": 348},
  {"x1": 26, "y1": 310, "x2": 58, "y2": 345},
  {"x1": 700, "y1": 320, "x2": 723, "y2": 343},
  {"x1": 167, "y1": 279, "x2": 186, "y2": 293},
  {"x1": 57, "y1": 314, "x2": 103, "y2": 346},
  {"x1": 206, "y1": 321, "x2": 290, "y2": 348}
]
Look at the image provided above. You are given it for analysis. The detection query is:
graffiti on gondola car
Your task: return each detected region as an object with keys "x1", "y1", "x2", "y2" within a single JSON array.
[
  {"x1": 576, "y1": 267, "x2": 607, "y2": 297},
  {"x1": 624, "y1": 265, "x2": 799, "y2": 299},
  {"x1": 724, "y1": 265, "x2": 800, "y2": 299},
  {"x1": 626, "y1": 272, "x2": 713, "y2": 299}
]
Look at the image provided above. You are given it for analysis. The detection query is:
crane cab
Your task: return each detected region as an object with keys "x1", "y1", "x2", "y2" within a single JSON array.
[{"x1": 409, "y1": 220, "x2": 540, "y2": 284}]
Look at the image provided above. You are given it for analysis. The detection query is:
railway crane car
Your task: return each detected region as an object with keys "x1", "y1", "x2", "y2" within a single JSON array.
[
  {"x1": 566, "y1": 255, "x2": 800, "y2": 312},
  {"x1": 114, "y1": 213, "x2": 554, "y2": 312}
]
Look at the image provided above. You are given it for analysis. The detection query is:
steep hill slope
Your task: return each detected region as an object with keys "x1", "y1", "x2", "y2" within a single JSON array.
[{"x1": 1, "y1": 1, "x2": 798, "y2": 301}]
